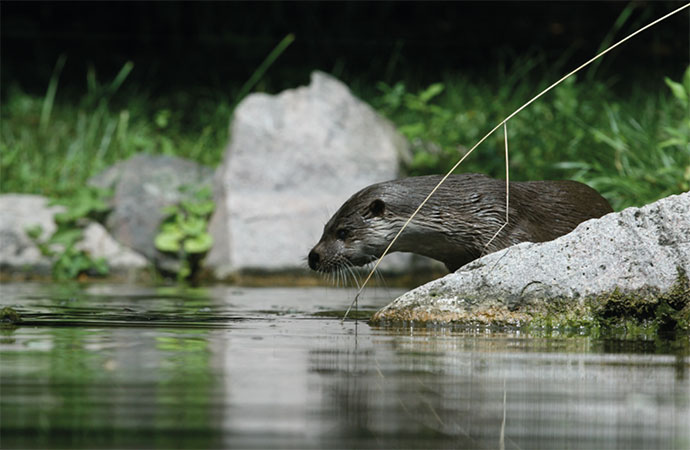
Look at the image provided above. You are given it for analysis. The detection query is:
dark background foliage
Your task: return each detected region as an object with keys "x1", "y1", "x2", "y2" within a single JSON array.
[
  {"x1": 2, "y1": 1, "x2": 688, "y2": 209},
  {"x1": 2, "y1": 1, "x2": 687, "y2": 95}
]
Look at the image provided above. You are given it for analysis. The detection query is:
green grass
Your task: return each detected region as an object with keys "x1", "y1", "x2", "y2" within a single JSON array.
[
  {"x1": 1, "y1": 58, "x2": 688, "y2": 211},
  {"x1": 1, "y1": 61, "x2": 232, "y2": 197},
  {"x1": 372, "y1": 63, "x2": 690, "y2": 211}
]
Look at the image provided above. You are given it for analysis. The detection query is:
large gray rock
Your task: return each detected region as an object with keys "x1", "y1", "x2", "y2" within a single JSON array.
[
  {"x1": 90, "y1": 154, "x2": 214, "y2": 272},
  {"x1": 0, "y1": 194, "x2": 147, "y2": 275},
  {"x1": 372, "y1": 192, "x2": 690, "y2": 326},
  {"x1": 207, "y1": 71, "x2": 416, "y2": 276}
]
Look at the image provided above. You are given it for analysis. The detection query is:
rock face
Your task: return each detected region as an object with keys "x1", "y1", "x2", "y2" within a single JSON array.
[
  {"x1": 207, "y1": 71, "x2": 412, "y2": 276},
  {"x1": 0, "y1": 194, "x2": 147, "y2": 275},
  {"x1": 372, "y1": 192, "x2": 690, "y2": 326},
  {"x1": 90, "y1": 154, "x2": 213, "y2": 272}
]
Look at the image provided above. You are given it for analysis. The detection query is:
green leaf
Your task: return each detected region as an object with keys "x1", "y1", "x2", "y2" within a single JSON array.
[
  {"x1": 184, "y1": 232, "x2": 213, "y2": 254},
  {"x1": 179, "y1": 216, "x2": 206, "y2": 236},
  {"x1": 55, "y1": 201, "x2": 92, "y2": 224},
  {"x1": 664, "y1": 77, "x2": 688, "y2": 106},
  {"x1": 177, "y1": 261, "x2": 191, "y2": 280},
  {"x1": 48, "y1": 229, "x2": 82, "y2": 247},
  {"x1": 87, "y1": 197, "x2": 110, "y2": 214},
  {"x1": 54, "y1": 211, "x2": 76, "y2": 225},
  {"x1": 410, "y1": 152, "x2": 439, "y2": 171},
  {"x1": 419, "y1": 83, "x2": 445, "y2": 103},
  {"x1": 658, "y1": 138, "x2": 684, "y2": 149},
  {"x1": 155, "y1": 229, "x2": 184, "y2": 252},
  {"x1": 399, "y1": 122, "x2": 426, "y2": 139},
  {"x1": 160, "y1": 222, "x2": 180, "y2": 233},
  {"x1": 53, "y1": 249, "x2": 91, "y2": 280},
  {"x1": 184, "y1": 200, "x2": 215, "y2": 217},
  {"x1": 35, "y1": 242, "x2": 55, "y2": 257},
  {"x1": 92, "y1": 258, "x2": 109, "y2": 275},
  {"x1": 161, "y1": 205, "x2": 179, "y2": 216},
  {"x1": 683, "y1": 66, "x2": 690, "y2": 96},
  {"x1": 195, "y1": 185, "x2": 213, "y2": 200},
  {"x1": 25, "y1": 225, "x2": 44, "y2": 240},
  {"x1": 155, "y1": 109, "x2": 171, "y2": 128}
]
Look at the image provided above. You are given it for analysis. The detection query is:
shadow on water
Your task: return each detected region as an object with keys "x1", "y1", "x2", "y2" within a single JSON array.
[{"x1": 1, "y1": 282, "x2": 688, "y2": 449}]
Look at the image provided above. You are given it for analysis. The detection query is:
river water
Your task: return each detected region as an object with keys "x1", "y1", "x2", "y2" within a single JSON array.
[{"x1": 1, "y1": 282, "x2": 688, "y2": 449}]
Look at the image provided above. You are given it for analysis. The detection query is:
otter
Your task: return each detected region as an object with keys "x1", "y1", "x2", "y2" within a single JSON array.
[{"x1": 308, "y1": 173, "x2": 613, "y2": 273}]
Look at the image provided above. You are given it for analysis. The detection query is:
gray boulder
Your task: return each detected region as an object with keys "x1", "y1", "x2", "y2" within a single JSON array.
[
  {"x1": 0, "y1": 194, "x2": 147, "y2": 276},
  {"x1": 372, "y1": 192, "x2": 690, "y2": 326},
  {"x1": 90, "y1": 154, "x2": 214, "y2": 272},
  {"x1": 207, "y1": 71, "x2": 420, "y2": 276}
]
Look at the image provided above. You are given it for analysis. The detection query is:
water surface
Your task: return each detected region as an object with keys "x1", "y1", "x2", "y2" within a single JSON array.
[{"x1": 1, "y1": 283, "x2": 688, "y2": 449}]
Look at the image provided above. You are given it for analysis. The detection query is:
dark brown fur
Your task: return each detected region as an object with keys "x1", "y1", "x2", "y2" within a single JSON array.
[{"x1": 308, "y1": 173, "x2": 613, "y2": 273}]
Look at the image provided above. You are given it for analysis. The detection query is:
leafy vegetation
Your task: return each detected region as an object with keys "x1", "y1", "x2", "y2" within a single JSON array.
[
  {"x1": 0, "y1": 59, "x2": 231, "y2": 197},
  {"x1": 374, "y1": 65, "x2": 690, "y2": 211},
  {"x1": 1, "y1": 54, "x2": 688, "y2": 214},
  {"x1": 25, "y1": 187, "x2": 112, "y2": 280},
  {"x1": 155, "y1": 185, "x2": 215, "y2": 281}
]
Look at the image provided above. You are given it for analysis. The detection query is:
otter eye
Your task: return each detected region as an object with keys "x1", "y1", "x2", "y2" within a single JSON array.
[{"x1": 336, "y1": 228, "x2": 349, "y2": 240}]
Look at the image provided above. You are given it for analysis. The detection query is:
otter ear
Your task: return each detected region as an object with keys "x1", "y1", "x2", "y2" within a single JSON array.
[{"x1": 368, "y1": 199, "x2": 386, "y2": 217}]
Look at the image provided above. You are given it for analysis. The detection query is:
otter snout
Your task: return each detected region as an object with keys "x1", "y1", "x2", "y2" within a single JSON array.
[{"x1": 308, "y1": 249, "x2": 321, "y2": 270}]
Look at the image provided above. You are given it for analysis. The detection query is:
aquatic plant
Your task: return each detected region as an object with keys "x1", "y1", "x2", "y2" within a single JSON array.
[{"x1": 154, "y1": 184, "x2": 215, "y2": 281}]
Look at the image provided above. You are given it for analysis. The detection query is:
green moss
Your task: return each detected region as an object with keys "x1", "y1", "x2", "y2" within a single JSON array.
[
  {"x1": 525, "y1": 268, "x2": 689, "y2": 337},
  {"x1": 0, "y1": 307, "x2": 21, "y2": 324},
  {"x1": 587, "y1": 268, "x2": 689, "y2": 334}
]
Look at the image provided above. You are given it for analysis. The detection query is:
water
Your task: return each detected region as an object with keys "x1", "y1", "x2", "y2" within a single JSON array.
[{"x1": 1, "y1": 282, "x2": 688, "y2": 449}]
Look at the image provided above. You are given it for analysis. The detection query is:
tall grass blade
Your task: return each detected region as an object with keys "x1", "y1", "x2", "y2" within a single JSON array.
[
  {"x1": 107, "y1": 61, "x2": 134, "y2": 95},
  {"x1": 40, "y1": 55, "x2": 67, "y2": 132},
  {"x1": 87, "y1": 64, "x2": 99, "y2": 95},
  {"x1": 587, "y1": 3, "x2": 637, "y2": 81},
  {"x1": 233, "y1": 33, "x2": 295, "y2": 109}
]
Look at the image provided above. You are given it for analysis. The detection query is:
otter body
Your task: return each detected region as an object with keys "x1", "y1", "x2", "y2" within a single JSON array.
[{"x1": 308, "y1": 173, "x2": 613, "y2": 273}]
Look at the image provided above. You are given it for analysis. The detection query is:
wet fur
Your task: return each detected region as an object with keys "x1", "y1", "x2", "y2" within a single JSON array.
[{"x1": 309, "y1": 173, "x2": 613, "y2": 273}]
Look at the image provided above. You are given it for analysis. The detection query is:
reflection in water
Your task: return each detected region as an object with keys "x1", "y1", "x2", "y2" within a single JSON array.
[
  {"x1": 311, "y1": 332, "x2": 689, "y2": 449},
  {"x1": 0, "y1": 283, "x2": 688, "y2": 449},
  {"x1": 2, "y1": 326, "x2": 225, "y2": 449}
]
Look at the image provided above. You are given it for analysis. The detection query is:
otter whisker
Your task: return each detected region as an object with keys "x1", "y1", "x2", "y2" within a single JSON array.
[
  {"x1": 354, "y1": 260, "x2": 368, "y2": 288},
  {"x1": 374, "y1": 265, "x2": 387, "y2": 289},
  {"x1": 343, "y1": 261, "x2": 361, "y2": 290},
  {"x1": 340, "y1": 265, "x2": 348, "y2": 288}
]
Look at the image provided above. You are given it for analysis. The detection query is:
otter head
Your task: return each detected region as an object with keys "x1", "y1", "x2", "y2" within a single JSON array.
[{"x1": 308, "y1": 186, "x2": 395, "y2": 273}]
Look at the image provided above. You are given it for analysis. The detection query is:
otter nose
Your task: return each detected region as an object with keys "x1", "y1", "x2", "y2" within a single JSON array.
[{"x1": 308, "y1": 249, "x2": 320, "y2": 270}]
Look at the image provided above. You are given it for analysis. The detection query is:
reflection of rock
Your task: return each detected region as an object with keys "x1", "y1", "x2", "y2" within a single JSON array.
[
  {"x1": 373, "y1": 192, "x2": 690, "y2": 326},
  {"x1": 90, "y1": 154, "x2": 213, "y2": 273},
  {"x1": 207, "y1": 71, "x2": 428, "y2": 277},
  {"x1": 0, "y1": 194, "x2": 147, "y2": 276}
]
